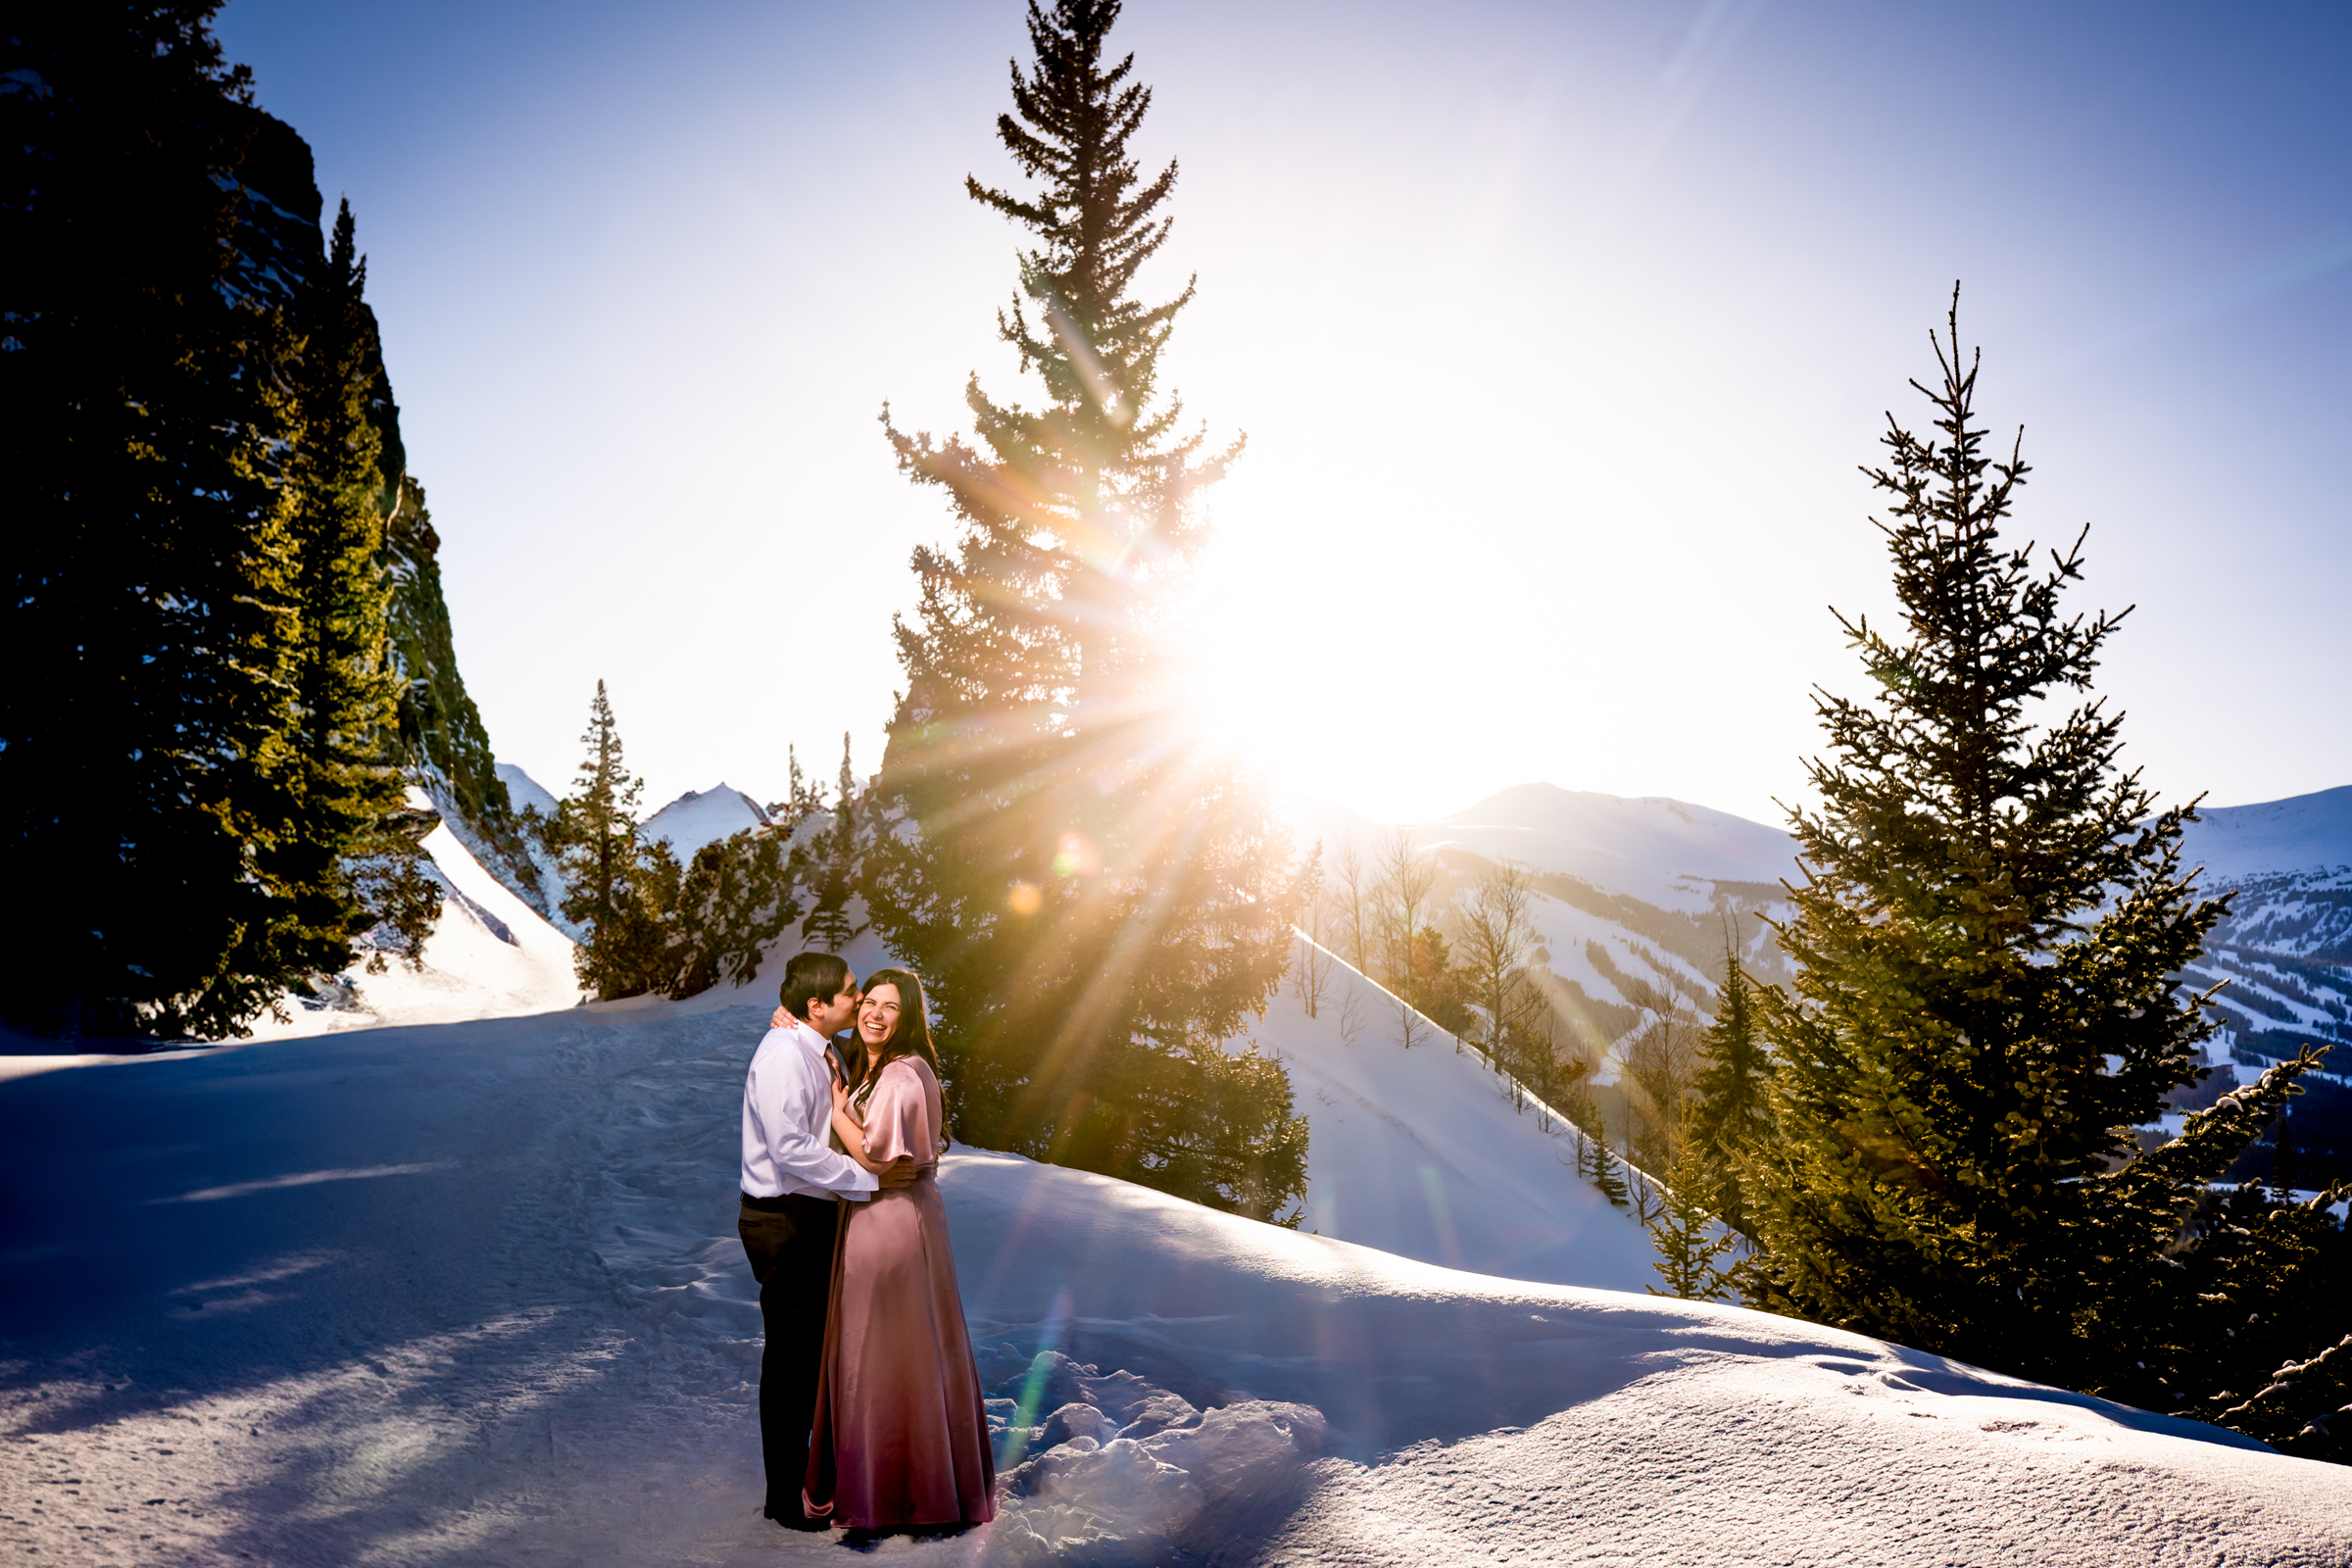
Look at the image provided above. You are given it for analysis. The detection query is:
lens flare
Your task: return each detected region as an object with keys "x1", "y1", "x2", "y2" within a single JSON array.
[
  {"x1": 1052, "y1": 831, "x2": 1100, "y2": 877},
  {"x1": 1007, "y1": 880, "x2": 1043, "y2": 916}
]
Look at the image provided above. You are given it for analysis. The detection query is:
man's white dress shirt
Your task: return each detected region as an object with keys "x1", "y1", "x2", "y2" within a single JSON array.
[{"x1": 740, "y1": 1019, "x2": 880, "y2": 1200}]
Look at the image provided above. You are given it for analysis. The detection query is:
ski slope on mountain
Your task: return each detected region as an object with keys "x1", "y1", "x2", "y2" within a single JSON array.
[{"x1": 5, "y1": 1003, "x2": 2345, "y2": 1567}]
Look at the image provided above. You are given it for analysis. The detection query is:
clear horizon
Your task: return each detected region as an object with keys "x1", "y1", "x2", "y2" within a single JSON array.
[{"x1": 217, "y1": 0, "x2": 2352, "y2": 826}]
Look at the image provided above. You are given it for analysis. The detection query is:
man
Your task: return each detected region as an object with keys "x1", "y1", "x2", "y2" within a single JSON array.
[{"x1": 739, "y1": 950, "x2": 916, "y2": 1529}]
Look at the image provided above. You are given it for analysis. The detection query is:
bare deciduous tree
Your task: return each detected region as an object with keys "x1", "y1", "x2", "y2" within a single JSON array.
[
  {"x1": 1619, "y1": 974, "x2": 1706, "y2": 1177},
  {"x1": 1327, "y1": 837, "x2": 1374, "y2": 979},
  {"x1": 1289, "y1": 847, "x2": 1338, "y2": 1020},
  {"x1": 1455, "y1": 859, "x2": 1544, "y2": 1076},
  {"x1": 1336, "y1": 979, "x2": 1366, "y2": 1047},
  {"x1": 1373, "y1": 826, "x2": 1440, "y2": 1049},
  {"x1": 1291, "y1": 930, "x2": 1337, "y2": 1020}
]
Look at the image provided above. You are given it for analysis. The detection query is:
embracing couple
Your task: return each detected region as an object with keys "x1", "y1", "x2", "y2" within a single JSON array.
[{"x1": 736, "y1": 951, "x2": 997, "y2": 1539}]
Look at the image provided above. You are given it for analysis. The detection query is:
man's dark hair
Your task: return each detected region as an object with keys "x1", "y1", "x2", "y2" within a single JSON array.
[{"x1": 778, "y1": 951, "x2": 850, "y2": 1023}]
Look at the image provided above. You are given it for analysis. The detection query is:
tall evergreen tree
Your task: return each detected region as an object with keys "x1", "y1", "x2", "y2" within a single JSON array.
[
  {"x1": 2, "y1": 6, "x2": 312, "y2": 1036},
  {"x1": 552, "y1": 681, "x2": 672, "y2": 1000},
  {"x1": 258, "y1": 198, "x2": 433, "y2": 980},
  {"x1": 863, "y1": 0, "x2": 1304, "y2": 1220},
  {"x1": 1745, "y1": 291, "x2": 2347, "y2": 1453},
  {"x1": 1687, "y1": 924, "x2": 1773, "y2": 1236}
]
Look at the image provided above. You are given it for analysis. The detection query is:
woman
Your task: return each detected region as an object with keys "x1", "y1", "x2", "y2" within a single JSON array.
[{"x1": 804, "y1": 967, "x2": 997, "y2": 1533}]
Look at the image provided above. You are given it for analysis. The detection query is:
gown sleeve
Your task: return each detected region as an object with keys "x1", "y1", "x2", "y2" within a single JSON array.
[{"x1": 861, "y1": 1058, "x2": 936, "y2": 1165}]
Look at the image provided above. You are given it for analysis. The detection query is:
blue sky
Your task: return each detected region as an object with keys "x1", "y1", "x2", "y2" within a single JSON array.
[{"x1": 215, "y1": 0, "x2": 2352, "y2": 825}]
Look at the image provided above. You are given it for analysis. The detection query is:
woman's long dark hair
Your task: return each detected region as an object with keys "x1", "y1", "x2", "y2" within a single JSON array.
[{"x1": 850, "y1": 967, "x2": 942, "y2": 1120}]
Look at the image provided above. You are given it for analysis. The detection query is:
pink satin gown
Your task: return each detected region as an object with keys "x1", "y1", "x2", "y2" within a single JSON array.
[{"x1": 803, "y1": 1055, "x2": 997, "y2": 1528}]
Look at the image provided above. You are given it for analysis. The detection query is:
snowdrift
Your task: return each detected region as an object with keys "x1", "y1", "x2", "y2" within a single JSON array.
[{"x1": 4, "y1": 1001, "x2": 2345, "y2": 1566}]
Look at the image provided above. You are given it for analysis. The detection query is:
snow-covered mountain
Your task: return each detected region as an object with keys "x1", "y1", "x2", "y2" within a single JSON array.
[
  {"x1": 640, "y1": 783, "x2": 771, "y2": 858},
  {"x1": 487, "y1": 762, "x2": 584, "y2": 941},
  {"x1": 1287, "y1": 787, "x2": 1798, "y2": 1074},
  {"x1": 2172, "y1": 789, "x2": 2351, "y2": 1140},
  {"x1": 494, "y1": 760, "x2": 560, "y2": 818},
  {"x1": 2182, "y1": 785, "x2": 2352, "y2": 882},
  {"x1": 1421, "y1": 782, "x2": 1798, "y2": 906}
]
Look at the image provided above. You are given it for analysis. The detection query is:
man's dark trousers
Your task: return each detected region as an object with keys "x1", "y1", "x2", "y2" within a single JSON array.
[{"x1": 738, "y1": 1191, "x2": 842, "y2": 1523}]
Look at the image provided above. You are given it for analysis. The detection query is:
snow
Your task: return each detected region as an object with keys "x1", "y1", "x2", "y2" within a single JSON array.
[
  {"x1": 1299, "y1": 778, "x2": 2352, "y2": 906},
  {"x1": 0, "y1": 822, "x2": 580, "y2": 1088},
  {"x1": 6, "y1": 995, "x2": 2347, "y2": 1566},
  {"x1": 640, "y1": 784, "x2": 770, "y2": 858},
  {"x1": 2183, "y1": 784, "x2": 2352, "y2": 879},
  {"x1": 1251, "y1": 937, "x2": 1658, "y2": 1288},
  {"x1": 253, "y1": 817, "x2": 579, "y2": 1042},
  {"x1": 494, "y1": 760, "x2": 560, "y2": 819},
  {"x1": 1291, "y1": 783, "x2": 1799, "y2": 907}
]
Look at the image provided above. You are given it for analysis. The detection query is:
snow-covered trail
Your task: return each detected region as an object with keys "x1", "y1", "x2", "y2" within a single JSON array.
[
  {"x1": 0, "y1": 1006, "x2": 791, "y2": 1565},
  {"x1": 4, "y1": 1005, "x2": 2348, "y2": 1566}
]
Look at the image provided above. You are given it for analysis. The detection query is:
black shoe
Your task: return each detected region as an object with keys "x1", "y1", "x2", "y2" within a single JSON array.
[{"x1": 763, "y1": 1506, "x2": 832, "y2": 1533}]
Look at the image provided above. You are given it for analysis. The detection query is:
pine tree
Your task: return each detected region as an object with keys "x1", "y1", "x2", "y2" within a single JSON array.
[
  {"x1": 551, "y1": 681, "x2": 671, "y2": 999},
  {"x1": 1688, "y1": 923, "x2": 1773, "y2": 1236},
  {"x1": 1646, "y1": 1138, "x2": 1740, "y2": 1301},
  {"x1": 1566, "y1": 1092, "x2": 1631, "y2": 1208},
  {"x1": 862, "y1": 0, "x2": 1303, "y2": 1220},
  {"x1": 802, "y1": 733, "x2": 861, "y2": 950},
  {"x1": 668, "y1": 828, "x2": 800, "y2": 999},
  {"x1": 1744, "y1": 289, "x2": 2347, "y2": 1451},
  {"x1": 260, "y1": 198, "x2": 432, "y2": 981},
  {"x1": 2, "y1": 6, "x2": 311, "y2": 1037}
]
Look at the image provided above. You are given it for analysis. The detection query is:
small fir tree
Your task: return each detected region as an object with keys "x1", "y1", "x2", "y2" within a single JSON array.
[
  {"x1": 1646, "y1": 1138, "x2": 1740, "y2": 1301},
  {"x1": 667, "y1": 828, "x2": 800, "y2": 999},
  {"x1": 1566, "y1": 1094, "x2": 1631, "y2": 1208},
  {"x1": 1745, "y1": 289, "x2": 2347, "y2": 1454},
  {"x1": 862, "y1": 0, "x2": 1303, "y2": 1219}
]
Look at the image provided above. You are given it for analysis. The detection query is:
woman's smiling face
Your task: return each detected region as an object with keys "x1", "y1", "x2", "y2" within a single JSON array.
[{"x1": 857, "y1": 982, "x2": 902, "y2": 1047}]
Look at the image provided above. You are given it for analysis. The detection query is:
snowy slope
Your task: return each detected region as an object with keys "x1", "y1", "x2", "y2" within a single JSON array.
[
  {"x1": 494, "y1": 760, "x2": 560, "y2": 818},
  {"x1": 1253, "y1": 937, "x2": 1658, "y2": 1289},
  {"x1": 234, "y1": 816, "x2": 581, "y2": 1046},
  {"x1": 641, "y1": 784, "x2": 770, "y2": 858},
  {"x1": 3, "y1": 1005, "x2": 2343, "y2": 1566}
]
